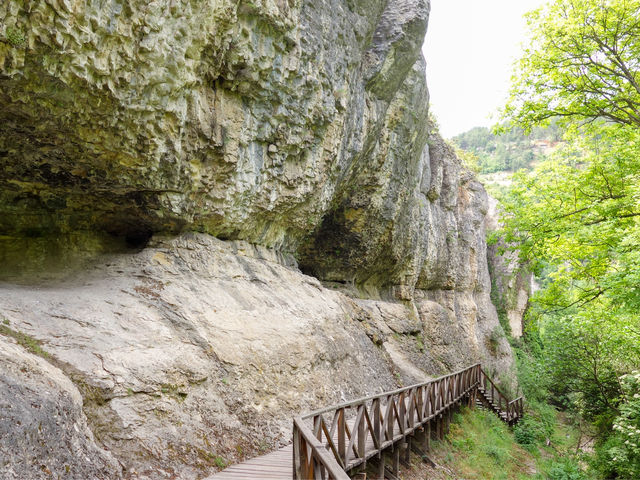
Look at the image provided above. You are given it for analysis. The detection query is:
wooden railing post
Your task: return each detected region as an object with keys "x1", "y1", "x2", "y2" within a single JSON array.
[
  {"x1": 408, "y1": 388, "x2": 416, "y2": 429},
  {"x1": 386, "y1": 396, "x2": 394, "y2": 442},
  {"x1": 314, "y1": 415, "x2": 322, "y2": 440},
  {"x1": 399, "y1": 391, "x2": 406, "y2": 434},
  {"x1": 373, "y1": 397, "x2": 381, "y2": 448},
  {"x1": 337, "y1": 408, "x2": 346, "y2": 467},
  {"x1": 357, "y1": 405, "x2": 365, "y2": 463},
  {"x1": 293, "y1": 423, "x2": 301, "y2": 480}
]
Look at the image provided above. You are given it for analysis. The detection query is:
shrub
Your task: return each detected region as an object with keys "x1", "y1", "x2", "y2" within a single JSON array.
[
  {"x1": 482, "y1": 444, "x2": 509, "y2": 465},
  {"x1": 599, "y1": 371, "x2": 640, "y2": 479},
  {"x1": 488, "y1": 325, "x2": 505, "y2": 355},
  {"x1": 451, "y1": 436, "x2": 475, "y2": 453},
  {"x1": 514, "y1": 421, "x2": 536, "y2": 447},
  {"x1": 513, "y1": 401, "x2": 557, "y2": 449},
  {"x1": 547, "y1": 458, "x2": 584, "y2": 480}
]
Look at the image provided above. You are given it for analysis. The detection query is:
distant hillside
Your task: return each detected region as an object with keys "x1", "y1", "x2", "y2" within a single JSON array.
[{"x1": 452, "y1": 122, "x2": 562, "y2": 174}]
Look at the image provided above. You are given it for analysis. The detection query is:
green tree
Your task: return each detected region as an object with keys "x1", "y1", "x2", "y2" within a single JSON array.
[
  {"x1": 453, "y1": 122, "x2": 560, "y2": 174},
  {"x1": 499, "y1": 1, "x2": 640, "y2": 477},
  {"x1": 504, "y1": 0, "x2": 640, "y2": 129},
  {"x1": 502, "y1": 124, "x2": 640, "y2": 309},
  {"x1": 500, "y1": 123, "x2": 640, "y2": 478}
]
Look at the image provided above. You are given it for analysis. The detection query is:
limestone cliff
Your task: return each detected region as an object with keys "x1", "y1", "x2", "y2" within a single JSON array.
[
  {"x1": 0, "y1": 0, "x2": 429, "y2": 270},
  {"x1": 0, "y1": 1, "x2": 514, "y2": 479},
  {"x1": 485, "y1": 195, "x2": 534, "y2": 338}
]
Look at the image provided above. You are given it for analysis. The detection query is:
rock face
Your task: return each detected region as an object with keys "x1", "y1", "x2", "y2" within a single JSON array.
[
  {"x1": 0, "y1": 233, "x2": 512, "y2": 479},
  {"x1": 0, "y1": 0, "x2": 429, "y2": 258},
  {"x1": 0, "y1": 335, "x2": 121, "y2": 479},
  {"x1": 485, "y1": 195, "x2": 533, "y2": 338},
  {"x1": 0, "y1": 0, "x2": 515, "y2": 478},
  {"x1": 0, "y1": 236, "x2": 401, "y2": 478}
]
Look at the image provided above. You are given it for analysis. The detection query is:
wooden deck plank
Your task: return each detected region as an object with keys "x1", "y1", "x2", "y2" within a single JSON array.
[
  {"x1": 209, "y1": 397, "x2": 428, "y2": 479},
  {"x1": 206, "y1": 445, "x2": 293, "y2": 480}
]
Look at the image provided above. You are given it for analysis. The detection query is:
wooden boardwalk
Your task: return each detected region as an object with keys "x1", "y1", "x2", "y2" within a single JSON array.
[
  {"x1": 207, "y1": 445, "x2": 293, "y2": 479},
  {"x1": 208, "y1": 364, "x2": 523, "y2": 480}
]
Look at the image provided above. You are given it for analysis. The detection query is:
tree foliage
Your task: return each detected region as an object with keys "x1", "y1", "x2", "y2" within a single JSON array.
[
  {"x1": 505, "y1": 0, "x2": 640, "y2": 129},
  {"x1": 501, "y1": 124, "x2": 640, "y2": 428},
  {"x1": 502, "y1": 124, "x2": 640, "y2": 311},
  {"x1": 496, "y1": 1, "x2": 640, "y2": 477},
  {"x1": 452, "y1": 122, "x2": 561, "y2": 174}
]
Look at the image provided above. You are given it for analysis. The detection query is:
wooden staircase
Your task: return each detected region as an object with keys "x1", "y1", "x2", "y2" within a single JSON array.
[{"x1": 476, "y1": 368, "x2": 524, "y2": 426}]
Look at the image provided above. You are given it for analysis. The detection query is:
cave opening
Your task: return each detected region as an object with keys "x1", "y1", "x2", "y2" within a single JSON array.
[{"x1": 123, "y1": 228, "x2": 153, "y2": 250}]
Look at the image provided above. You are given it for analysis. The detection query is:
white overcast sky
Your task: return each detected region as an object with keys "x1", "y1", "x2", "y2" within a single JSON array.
[{"x1": 423, "y1": 0, "x2": 548, "y2": 138}]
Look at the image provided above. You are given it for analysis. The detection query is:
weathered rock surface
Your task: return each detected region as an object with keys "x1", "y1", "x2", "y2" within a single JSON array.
[
  {"x1": 0, "y1": 0, "x2": 515, "y2": 478},
  {"x1": 485, "y1": 195, "x2": 534, "y2": 338},
  {"x1": 0, "y1": 0, "x2": 428, "y2": 260},
  {"x1": 0, "y1": 232, "x2": 512, "y2": 479},
  {"x1": 0, "y1": 235, "x2": 400, "y2": 478},
  {"x1": 0, "y1": 0, "x2": 498, "y2": 299},
  {"x1": 0, "y1": 335, "x2": 121, "y2": 479}
]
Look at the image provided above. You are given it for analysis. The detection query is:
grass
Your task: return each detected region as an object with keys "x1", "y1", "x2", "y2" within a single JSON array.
[
  {"x1": 433, "y1": 408, "x2": 536, "y2": 479},
  {"x1": 195, "y1": 448, "x2": 227, "y2": 469},
  {"x1": 0, "y1": 320, "x2": 50, "y2": 359},
  {"x1": 422, "y1": 407, "x2": 587, "y2": 480}
]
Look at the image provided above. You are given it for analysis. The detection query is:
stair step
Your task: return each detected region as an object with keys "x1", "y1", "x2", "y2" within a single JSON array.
[{"x1": 475, "y1": 385, "x2": 522, "y2": 425}]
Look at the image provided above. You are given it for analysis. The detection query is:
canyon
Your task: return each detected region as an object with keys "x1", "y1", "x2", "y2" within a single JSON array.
[{"x1": 0, "y1": 1, "x2": 517, "y2": 478}]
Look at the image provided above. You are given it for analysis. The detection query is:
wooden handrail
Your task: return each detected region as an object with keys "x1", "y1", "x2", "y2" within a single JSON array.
[
  {"x1": 293, "y1": 417, "x2": 349, "y2": 480},
  {"x1": 293, "y1": 364, "x2": 483, "y2": 478},
  {"x1": 299, "y1": 363, "x2": 482, "y2": 420},
  {"x1": 479, "y1": 368, "x2": 525, "y2": 422},
  {"x1": 213, "y1": 364, "x2": 522, "y2": 479},
  {"x1": 292, "y1": 364, "x2": 523, "y2": 479},
  {"x1": 480, "y1": 368, "x2": 508, "y2": 406}
]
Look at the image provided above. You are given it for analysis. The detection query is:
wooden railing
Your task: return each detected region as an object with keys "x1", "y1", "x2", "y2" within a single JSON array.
[
  {"x1": 478, "y1": 367, "x2": 524, "y2": 424},
  {"x1": 293, "y1": 364, "x2": 483, "y2": 479},
  {"x1": 293, "y1": 417, "x2": 349, "y2": 480},
  {"x1": 508, "y1": 397, "x2": 524, "y2": 423}
]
